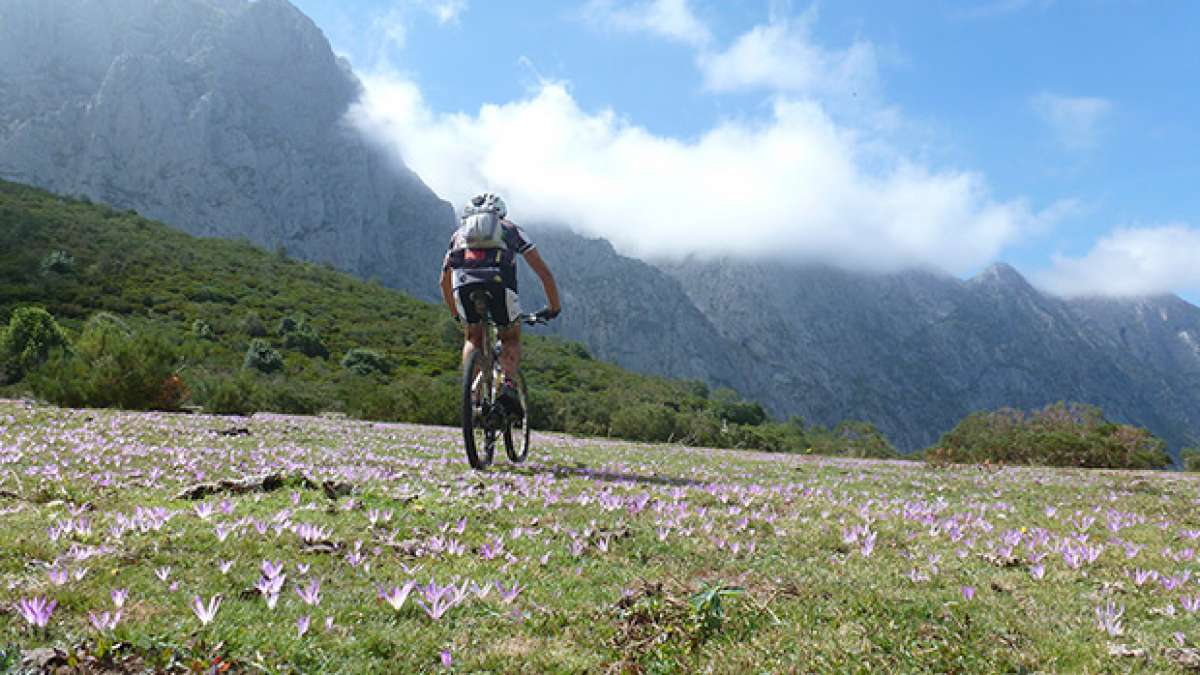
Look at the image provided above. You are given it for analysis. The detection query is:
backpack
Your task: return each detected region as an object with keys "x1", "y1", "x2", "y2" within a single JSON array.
[{"x1": 457, "y1": 209, "x2": 505, "y2": 249}]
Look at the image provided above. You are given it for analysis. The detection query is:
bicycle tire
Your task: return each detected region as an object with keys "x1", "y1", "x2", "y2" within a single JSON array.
[
  {"x1": 462, "y1": 349, "x2": 494, "y2": 470},
  {"x1": 503, "y1": 372, "x2": 531, "y2": 463}
]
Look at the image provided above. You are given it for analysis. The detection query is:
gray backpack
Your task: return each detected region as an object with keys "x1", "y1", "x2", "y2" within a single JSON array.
[{"x1": 457, "y1": 209, "x2": 505, "y2": 249}]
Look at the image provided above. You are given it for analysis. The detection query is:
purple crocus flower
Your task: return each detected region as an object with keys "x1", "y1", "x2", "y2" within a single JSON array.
[
  {"x1": 380, "y1": 581, "x2": 417, "y2": 611},
  {"x1": 296, "y1": 578, "x2": 321, "y2": 606},
  {"x1": 440, "y1": 650, "x2": 452, "y2": 668},
  {"x1": 192, "y1": 594, "x2": 222, "y2": 625},
  {"x1": 961, "y1": 586, "x2": 975, "y2": 601},
  {"x1": 297, "y1": 615, "x2": 311, "y2": 638},
  {"x1": 88, "y1": 610, "x2": 121, "y2": 632},
  {"x1": 17, "y1": 596, "x2": 56, "y2": 628},
  {"x1": 111, "y1": 588, "x2": 129, "y2": 608}
]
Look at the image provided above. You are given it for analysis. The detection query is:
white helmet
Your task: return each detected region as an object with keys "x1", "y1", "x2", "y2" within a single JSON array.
[{"x1": 463, "y1": 192, "x2": 507, "y2": 220}]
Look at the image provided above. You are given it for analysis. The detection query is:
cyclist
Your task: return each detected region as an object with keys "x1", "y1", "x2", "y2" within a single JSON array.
[{"x1": 440, "y1": 193, "x2": 561, "y2": 418}]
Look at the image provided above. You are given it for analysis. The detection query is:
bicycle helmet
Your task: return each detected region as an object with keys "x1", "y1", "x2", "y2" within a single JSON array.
[{"x1": 463, "y1": 192, "x2": 507, "y2": 220}]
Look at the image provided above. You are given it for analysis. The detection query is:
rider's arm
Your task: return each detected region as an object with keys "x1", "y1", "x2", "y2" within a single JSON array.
[
  {"x1": 523, "y1": 249, "x2": 561, "y2": 315},
  {"x1": 439, "y1": 267, "x2": 458, "y2": 319}
]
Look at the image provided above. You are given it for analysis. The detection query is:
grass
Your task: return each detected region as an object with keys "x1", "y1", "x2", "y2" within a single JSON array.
[{"x1": 2, "y1": 399, "x2": 1200, "y2": 672}]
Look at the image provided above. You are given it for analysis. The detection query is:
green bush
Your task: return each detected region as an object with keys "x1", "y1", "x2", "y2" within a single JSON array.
[
  {"x1": 30, "y1": 315, "x2": 184, "y2": 411},
  {"x1": 1182, "y1": 447, "x2": 1200, "y2": 472},
  {"x1": 279, "y1": 317, "x2": 328, "y2": 358},
  {"x1": 926, "y1": 402, "x2": 1170, "y2": 470},
  {"x1": 39, "y1": 250, "x2": 75, "y2": 276},
  {"x1": 193, "y1": 373, "x2": 260, "y2": 416},
  {"x1": 342, "y1": 348, "x2": 394, "y2": 377},
  {"x1": 0, "y1": 306, "x2": 70, "y2": 380},
  {"x1": 193, "y1": 319, "x2": 215, "y2": 341},
  {"x1": 239, "y1": 312, "x2": 267, "y2": 337},
  {"x1": 808, "y1": 421, "x2": 899, "y2": 459},
  {"x1": 244, "y1": 339, "x2": 284, "y2": 374},
  {"x1": 610, "y1": 403, "x2": 678, "y2": 443},
  {"x1": 711, "y1": 388, "x2": 767, "y2": 426}
]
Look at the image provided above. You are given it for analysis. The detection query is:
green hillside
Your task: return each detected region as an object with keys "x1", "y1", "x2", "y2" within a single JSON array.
[{"x1": 0, "y1": 179, "x2": 874, "y2": 454}]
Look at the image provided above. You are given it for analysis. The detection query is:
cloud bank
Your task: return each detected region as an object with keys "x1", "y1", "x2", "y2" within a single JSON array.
[
  {"x1": 1035, "y1": 224, "x2": 1200, "y2": 297},
  {"x1": 350, "y1": 72, "x2": 1050, "y2": 274}
]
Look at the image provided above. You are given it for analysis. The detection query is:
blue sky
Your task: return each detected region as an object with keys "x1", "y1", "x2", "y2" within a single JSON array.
[{"x1": 292, "y1": 0, "x2": 1200, "y2": 302}]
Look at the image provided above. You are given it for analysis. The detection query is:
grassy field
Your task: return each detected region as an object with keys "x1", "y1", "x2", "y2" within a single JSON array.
[{"x1": 2, "y1": 401, "x2": 1200, "y2": 673}]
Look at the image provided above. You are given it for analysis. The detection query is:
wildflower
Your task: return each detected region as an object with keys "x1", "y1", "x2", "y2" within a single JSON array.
[
  {"x1": 155, "y1": 566, "x2": 171, "y2": 582},
  {"x1": 47, "y1": 567, "x2": 68, "y2": 586},
  {"x1": 218, "y1": 560, "x2": 234, "y2": 575},
  {"x1": 440, "y1": 650, "x2": 452, "y2": 668},
  {"x1": 1181, "y1": 595, "x2": 1200, "y2": 613},
  {"x1": 380, "y1": 581, "x2": 417, "y2": 611},
  {"x1": 1030, "y1": 563, "x2": 1045, "y2": 580},
  {"x1": 297, "y1": 615, "x2": 311, "y2": 638},
  {"x1": 296, "y1": 578, "x2": 321, "y2": 606},
  {"x1": 498, "y1": 580, "x2": 522, "y2": 604},
  {"x1": 192, "y1": 595, "x2": 222, "y2": 626},
  {"x1": 111, "y1": 588, "x2": 129, "y2": 608},
  {"x1": 1094, "y1": 600, "x2": 1124, "y2": 637},
  {"x1": 961, "y1": 586, "x2": 975, "y2": 602},
  {"x1": 261, "y1": 560, "x2": 285, "y2": 579},
  {"x1": 17, "y1": 596, "x2": 56, "y2": 628},
  {"x1": 88, "y1": 610, "x2": 121, "y2": 632}
]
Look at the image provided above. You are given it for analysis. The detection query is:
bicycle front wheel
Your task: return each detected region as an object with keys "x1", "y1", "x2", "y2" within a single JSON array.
[
  {"x1": 503, "y1": 372, "x2": 531, "y2": 464},
  {"x1": 462, "y1": 350, "x2": 495, "y2": 470}
]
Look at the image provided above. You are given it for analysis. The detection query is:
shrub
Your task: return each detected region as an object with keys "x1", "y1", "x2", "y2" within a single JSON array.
[
  {"x1": 711, "y1": 388, "x2": 767, "y2": 426},
  {"x1": 239, "y1": 312, "x2": 267, "y2": 337},
  {"x1": 193, "y1": 373, "x2": 259, "y2": 416},
  {"x1": 192, "y1": 319, "x2": 215, "y2": 341},
  {"x1": 610, "y1": 403, "x2": 677, "y2": 443},
  {"x1": 30, "y1": 316, "x2": 184, "y2": 411},
  {"x1": 0, "y1": 307, "x2": 70, "y2": 380},
  {"x1": 278, "y1": 317, "x2": 328, "y2": 358},
  {"x1": 39, "y1": 250, "x2": 75, "y2": 276},
  {"x1": 244, "y1": 339, "x2": 283, "y2": 374},
  {"x1": 808, "y1": 421, "x2": 899, "y2": 459},
  {"x1": 928, "y1": 402, "x2": 1170, "y2": 470},
  {"x1": 342, "y1": 348, "x2": 394, "y2": 377},
  {"x1": 284, "y1": 323, "x2": 328, "y2": 358},
  {"x1": 1182, "y1": 448, "x2": 1200, "y2": 472}
]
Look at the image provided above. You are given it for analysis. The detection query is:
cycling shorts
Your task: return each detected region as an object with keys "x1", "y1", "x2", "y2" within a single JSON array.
[{"x1": 455, "y1": 282, "x2": 521, "y2": 327}]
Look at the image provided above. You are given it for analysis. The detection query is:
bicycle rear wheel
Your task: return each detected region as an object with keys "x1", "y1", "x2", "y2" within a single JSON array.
[
  {"x1": 462, "y1": 350, "x2": 495, "y2": 470},
  {"x1": 503, "y1": 372, "x2": 531, "y2": 463}
]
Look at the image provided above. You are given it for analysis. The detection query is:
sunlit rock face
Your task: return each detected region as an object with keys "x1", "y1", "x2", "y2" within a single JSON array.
[{"x1": 0, "y1": 0, "x2": 454, "y2": 298}]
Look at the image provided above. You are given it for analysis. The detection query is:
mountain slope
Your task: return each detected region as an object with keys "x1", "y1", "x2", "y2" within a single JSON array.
[
  {"x1": 660, "y1": 259, "x2": 1200, "y2": 452},
  {"x1": 0, "y1": 0, "x2": 453, "y2": 300}
]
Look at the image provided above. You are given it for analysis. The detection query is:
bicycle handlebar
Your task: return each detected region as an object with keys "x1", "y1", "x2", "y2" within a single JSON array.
[{"x1": 520, "y1": 308, "x2": 558, "y2": 326}]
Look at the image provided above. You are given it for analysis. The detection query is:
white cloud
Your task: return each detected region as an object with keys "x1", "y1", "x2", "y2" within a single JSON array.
[
  {"x1": 698, "y1": 10, "x2": 877, "y2": 98},
  {"x1": 1034, "y1": 225, "x2": 1200, "y2": 297},
  {"x1": 1031, "y1": 93, "x2": 1113, "y2": 151},
  {"x1": 422, "y1": 0, "x2": 467, "y2": 24},
  {"x1": 349, "y1": 72, "x2": 1052, "y2": 275},
  {"x1": 584, "y1": 0, "x2": 712, "y2": 47},
  {"x1": 373, "y1": 0, "x2": 467, "y2": 49}
]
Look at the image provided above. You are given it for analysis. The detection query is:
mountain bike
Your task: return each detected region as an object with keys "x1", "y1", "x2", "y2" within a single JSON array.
[{"x1": 461, "y1": 289, "x2": 554, "y2": 470}]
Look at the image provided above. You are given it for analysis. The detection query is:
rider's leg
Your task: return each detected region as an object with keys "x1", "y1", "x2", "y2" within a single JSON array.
[
  {"x1": 463, "y1": 324, "x2": 484, "y2": 365},
  {"x1": 498, "y1": 323, "x2": 521, "y2": 381}
]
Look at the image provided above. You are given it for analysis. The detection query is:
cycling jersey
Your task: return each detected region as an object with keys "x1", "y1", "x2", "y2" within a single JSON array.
[{"x1": 443, "y1": 220, "x2": 535, "y2": 292}]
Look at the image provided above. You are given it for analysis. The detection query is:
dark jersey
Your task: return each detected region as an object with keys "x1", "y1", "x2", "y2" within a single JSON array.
[{"x1": 443, "y1": 220, "x2": 535, "y2": 292}]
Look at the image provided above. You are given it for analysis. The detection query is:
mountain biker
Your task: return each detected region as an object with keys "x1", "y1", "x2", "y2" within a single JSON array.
[{"x1": 440, "y1": 193, "x2": 561, "y2": 418}]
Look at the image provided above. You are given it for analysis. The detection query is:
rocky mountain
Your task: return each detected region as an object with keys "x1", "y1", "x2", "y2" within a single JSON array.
[
  {"x1": 0, "y1": 0, "x2": 453, "y2": 297},
  {"x1": 658, "y1": 258, "x2": 1200, "y2": 452},
  {"x1": 3, "y1": 0, "x2": 1198, "y2": 454}
]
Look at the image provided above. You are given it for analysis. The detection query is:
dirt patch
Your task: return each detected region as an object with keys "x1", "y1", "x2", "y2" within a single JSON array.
[{"x1": 175, "y1": 473, "x2": 351, "y2": 501}]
